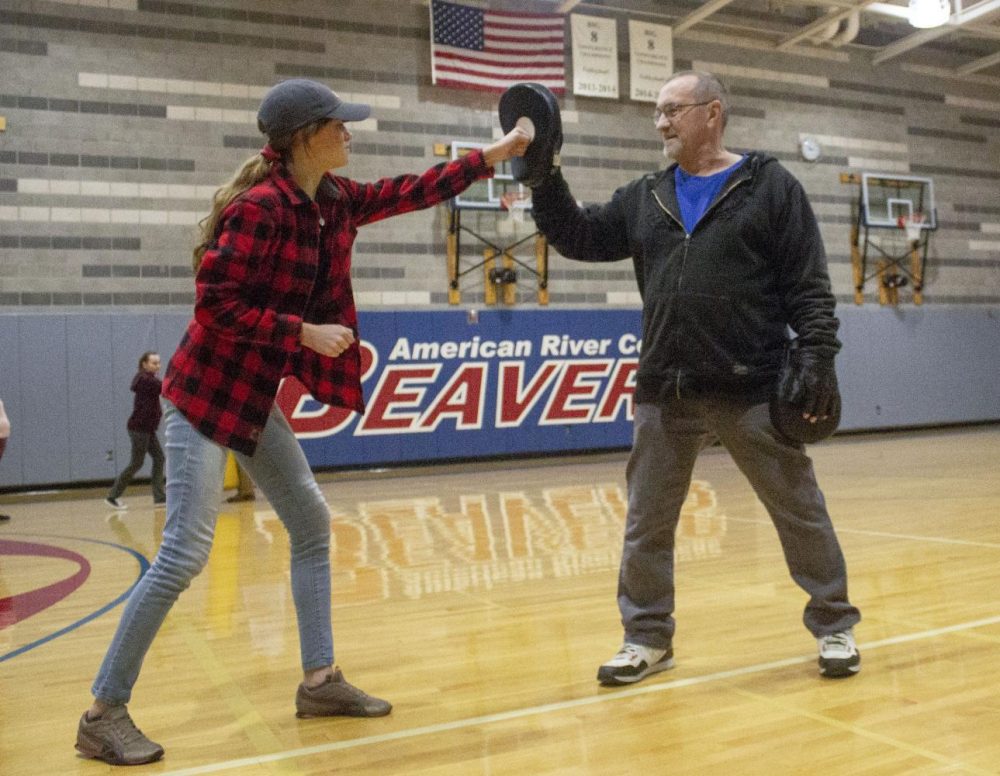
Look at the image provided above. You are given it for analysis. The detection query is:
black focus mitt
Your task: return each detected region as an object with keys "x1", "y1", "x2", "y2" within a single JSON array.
[
  {"x1": 769, "y1": 340, "x2": 841, "y2": 444},
  {"x1": 498, "y1": 82, "x2": 562, "y2": 188}
]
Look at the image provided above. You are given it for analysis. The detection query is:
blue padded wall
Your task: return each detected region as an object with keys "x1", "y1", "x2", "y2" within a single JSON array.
[
  {"x1": 0, "y1": 307, "x2": 997, "y2": 489},
  {"x1": 66, "y1": 315, "x2": 117, "y2": 482}
]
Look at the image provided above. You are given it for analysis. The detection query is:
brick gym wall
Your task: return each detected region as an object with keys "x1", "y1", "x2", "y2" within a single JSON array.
[{"x1": 1, "y1": 0, "x2": 998, "y2": 309}]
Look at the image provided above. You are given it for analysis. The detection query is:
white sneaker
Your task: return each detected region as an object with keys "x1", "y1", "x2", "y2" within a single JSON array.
[
  {"x1": 104, "y1": 497, "x2": 127, "y2": 510},
  {"x1": 597, "y1": 642, "x2": 674, "y2": 686},
  {"x1": 818, "y1": 630, "x2": 861, "y2": 678}
]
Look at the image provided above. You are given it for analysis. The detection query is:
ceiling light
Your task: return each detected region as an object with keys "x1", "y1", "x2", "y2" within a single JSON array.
[{"x1": 908, "y1": 0, "x2": 951, "y2": 28}]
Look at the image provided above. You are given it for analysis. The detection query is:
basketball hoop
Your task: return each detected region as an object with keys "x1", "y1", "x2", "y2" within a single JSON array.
[
  {"x1": 898, "y1": 212, "x2": 926, "y2": 244},
  {"x1": 854, "y1": 173, "x2": 935, "y2": 306}
]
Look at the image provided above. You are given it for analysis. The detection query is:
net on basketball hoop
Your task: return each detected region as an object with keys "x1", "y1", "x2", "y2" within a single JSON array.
[
  {"x1": 499, "y1": 188, "x2": 533, "y2": 236},
  {"x1": 898, "y1": 212, "x2": 926, "y2": 244},
  {"x1": 500, "y1": 189, "x2": 531, "y2": 220}
]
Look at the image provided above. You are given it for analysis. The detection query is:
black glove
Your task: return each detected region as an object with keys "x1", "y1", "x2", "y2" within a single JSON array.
[{"x1": 779, "y1": 348, "x2": 840, "y2": 423}]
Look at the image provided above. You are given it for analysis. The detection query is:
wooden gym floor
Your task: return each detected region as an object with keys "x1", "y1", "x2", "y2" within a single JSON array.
[{"x1": 2, "y1": 424, "x2": 999, "y2": 775}]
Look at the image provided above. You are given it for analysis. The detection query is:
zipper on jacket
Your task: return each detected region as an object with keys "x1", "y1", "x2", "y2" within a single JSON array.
[
  {"x1": 651, "y1": 190, "x2": 691, "y2": 285},
  {"x1": 651, "y1": 168, "x2": 750, "y2": 402},
  {"x1": 650, "y1": 190, "x2": 690, "y2": 399}
]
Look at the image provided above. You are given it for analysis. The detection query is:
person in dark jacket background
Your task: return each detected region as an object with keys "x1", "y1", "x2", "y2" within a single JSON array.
[
  {"x1": 530, "y1": 70, "x2": 861, "y2": 687},
  {"x1": 105, "y1": 351, "x2": 165, "y2": 510}
]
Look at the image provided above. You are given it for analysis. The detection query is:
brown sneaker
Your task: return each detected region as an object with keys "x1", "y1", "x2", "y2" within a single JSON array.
[
  {"x1": 295, "y1": 668, "x2": 392, "y2": 718},
  {"x1": 75, "y1": 705, "x2": 164, "y2": 765}
]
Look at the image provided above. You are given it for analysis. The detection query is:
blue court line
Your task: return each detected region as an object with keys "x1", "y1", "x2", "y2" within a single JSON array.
[{"x1": 0, "y1": 534, "x2": 150, "y2": 663}]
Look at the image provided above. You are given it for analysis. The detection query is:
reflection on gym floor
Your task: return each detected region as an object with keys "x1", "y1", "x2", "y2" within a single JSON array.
[{"x1": 323, "y1": 480, "x2": 721, "y2": 602}]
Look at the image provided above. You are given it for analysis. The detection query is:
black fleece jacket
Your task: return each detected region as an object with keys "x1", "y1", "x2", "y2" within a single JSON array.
[{"x1": 531, "y1": 152, "x2": 840, "y2": 404}]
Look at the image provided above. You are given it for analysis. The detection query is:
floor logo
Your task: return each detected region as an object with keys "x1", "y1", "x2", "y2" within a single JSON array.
[{"x1": 0, "y1": 539, "x2": 91, "y2": 629}]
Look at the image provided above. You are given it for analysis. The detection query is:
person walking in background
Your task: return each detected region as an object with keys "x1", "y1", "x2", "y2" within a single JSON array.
[
  {"x1": 75, "y1": 78, "x2": 531, "y2": 766},
  {"x1": 0, "y1": 398, "x2": 10, "y2": 522},
  {"x1": 104, "y1": 352, "x2": 166, "y2": 510},
  {"x1": 529, "y1": 70, "x2": 861, "y2": 687}
]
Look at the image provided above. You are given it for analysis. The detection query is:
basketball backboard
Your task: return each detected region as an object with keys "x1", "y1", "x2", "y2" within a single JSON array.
[
  {"x1": 450, "y1": 140, "x2": 525, "y2": 210},
  {"x1": 861, "y1": 173, "x2": 936, "y2": 230}
]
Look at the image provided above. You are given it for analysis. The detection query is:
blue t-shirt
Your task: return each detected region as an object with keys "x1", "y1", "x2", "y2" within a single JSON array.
[{"x1": 674, "y1": 156, "x2": 746, "y2": 234}]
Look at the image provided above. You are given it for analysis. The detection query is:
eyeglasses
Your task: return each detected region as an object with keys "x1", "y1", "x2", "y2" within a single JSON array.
[{"x1": 653, "y1": 100, "x2": 713, "y2": 122}]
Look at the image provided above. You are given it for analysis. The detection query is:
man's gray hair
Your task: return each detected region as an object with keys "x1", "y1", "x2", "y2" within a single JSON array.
[{"x1": 664, "y1": 70, "x2": 730, "y2": 128}]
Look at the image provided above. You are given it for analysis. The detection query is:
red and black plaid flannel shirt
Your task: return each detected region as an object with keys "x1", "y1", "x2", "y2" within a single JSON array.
[{"x1": 162, "y1": 149, "x2": 491, "y2": 455}]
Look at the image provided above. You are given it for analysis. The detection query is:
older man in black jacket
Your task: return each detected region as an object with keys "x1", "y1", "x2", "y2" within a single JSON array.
[{"x1": 530, "y1": 70, "x2": 861, "y2": 685}]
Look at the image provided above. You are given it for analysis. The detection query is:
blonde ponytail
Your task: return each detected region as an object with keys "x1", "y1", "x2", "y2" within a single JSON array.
[
  {"x1": 192, "y1": 154, "x2": 273, "y2": 271},
  {"x1": 192, "y1": 118, "x2": 331, "y2": 272}
]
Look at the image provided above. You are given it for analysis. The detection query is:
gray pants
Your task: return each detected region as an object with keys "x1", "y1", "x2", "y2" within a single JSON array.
[
  {"x1": 620, "y1": 398, "x2": 860, "y2": 649},
  {"x1": 108, "y1": 430, "x2": 165, "y2": 502}
]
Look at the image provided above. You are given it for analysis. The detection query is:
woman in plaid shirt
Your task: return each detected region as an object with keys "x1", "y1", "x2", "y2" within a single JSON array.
[{"x1": 77, "y1": 79, "x2": 532, "y2": 766}]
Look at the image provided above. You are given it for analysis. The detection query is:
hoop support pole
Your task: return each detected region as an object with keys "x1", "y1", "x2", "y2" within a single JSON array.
[
  {"x1": 483, "y1": 248, "x2": 498, "y2": 306},
  {"x1": 535, "y1": 234, "x2": 549, "y2": 306},
  {"x1": 851, "y1": 208, "x2": 864, "y2": 305},
  {"x1": 447, "y1": 207, "x2": 461, "y2": 305}
]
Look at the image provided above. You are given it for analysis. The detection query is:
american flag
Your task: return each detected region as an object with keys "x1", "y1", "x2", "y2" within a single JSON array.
[{"x1": 430, "y1": 0, "x2": 566, "y2": 94}]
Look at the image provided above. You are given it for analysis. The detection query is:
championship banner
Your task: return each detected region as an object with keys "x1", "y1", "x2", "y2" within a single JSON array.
[
  {"x1": 570, "y1": 14, "x2": 618, "y2": 99},
  {"x1": 277, "y1": 309, "x2": 642, "y2": 470},
  {"x1": 628, "y1": 19, "x2": 673, "y2": 103}
]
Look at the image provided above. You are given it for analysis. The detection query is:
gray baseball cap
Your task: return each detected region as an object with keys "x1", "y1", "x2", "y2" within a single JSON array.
[{"x1": 257, "y1": 79, "x2": 371, "y2": 137}]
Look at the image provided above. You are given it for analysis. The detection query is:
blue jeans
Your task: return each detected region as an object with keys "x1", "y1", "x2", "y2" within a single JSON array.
[
  {"x1": 92, "y1": 401, "x2": 333, "y2": 705},
  {"x1": 619, "y1": 398, "x2": 861, "y2": 650}
]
